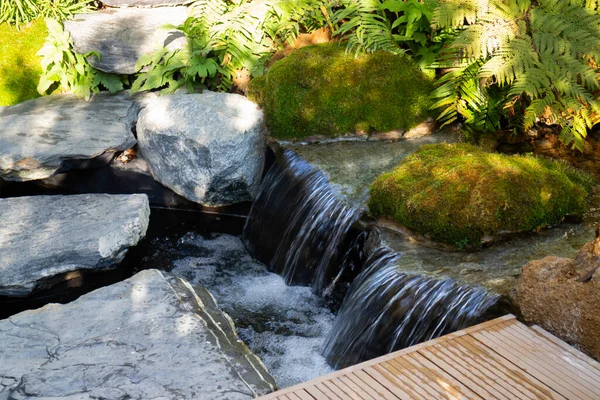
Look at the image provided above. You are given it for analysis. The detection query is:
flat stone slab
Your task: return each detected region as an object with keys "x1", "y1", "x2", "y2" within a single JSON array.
[
  {"x1": 0, "y1": 194, "x2": 150, "y2": 297},
  {"x1": 65, "y1": 7, "x2": 188, "y2": 75},
  {"x1": 101, "y1": 0, "x2": 192, "y2": 6},
  {"x1": 0, "y1": 93, "x2": 138, "y2": 181},
  {"x1": 137, "y1": 92, "x2": 266, "y2": 206},
  {"x1": 0, "y1": 269, "x2": 276, "y2": 399}
]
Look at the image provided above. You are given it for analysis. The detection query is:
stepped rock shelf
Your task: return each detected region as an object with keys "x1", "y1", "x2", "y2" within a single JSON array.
[
  {"x1": 0, "y1": 194, "x2": 150, "y2": 297},
  {"x1": 0, "y1": 270, "x2": 276, "y2": 399}
]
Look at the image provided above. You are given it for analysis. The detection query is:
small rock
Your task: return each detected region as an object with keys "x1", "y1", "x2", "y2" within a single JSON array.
[
  {"x1": 0, "y1": 194, "x2": 150, "y2": 296},
  {"x1": 65, "y1": 7, "x2": 188, "y2": 74},
  {"x1": 0, "y1": 93, "x2": 138, "y2": 181},
  {"x1": 0, "y1": 270, "x2": 276, "y2": 398},
  {"x1": 137, "y1": 92, "x2": 266, "y2": 206}
]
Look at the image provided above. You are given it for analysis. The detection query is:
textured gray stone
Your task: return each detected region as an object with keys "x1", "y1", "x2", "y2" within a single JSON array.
[
  {"x1": 0, "y1": 269, "x2": 276, "y2": 399},
  {"x1": 137, "y1": 92, "x2": 266, "y2": 206},
  {"x1": 0, "y1": 93, "x2": 138, "y2": 182},
  {"x1": 64, "y1": 7, "x2": 188, "y2": 75},
  {"x1": 0, "y1": 194, "x2": 150, "y2": 297},
  {"x1": 101, "y1": 0, "x2": 192, "y2": 6}
]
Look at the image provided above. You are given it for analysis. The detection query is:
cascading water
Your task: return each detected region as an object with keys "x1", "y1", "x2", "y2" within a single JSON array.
[
  {"x1": 322, "y1": 246, "x2": 500, "y2": 369},
  {"x1": 243, "y1": 149, "x2": 361, "y2": 295}
]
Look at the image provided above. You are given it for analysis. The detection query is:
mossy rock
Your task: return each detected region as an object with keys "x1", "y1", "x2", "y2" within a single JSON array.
[
  {"x1": 368, "y1": 143, "x2": 596, "y2": 248},
  {"x1": 0, "y1": 20, "x2": 47, "y2": 106},
  {"x1": 248, "y1": 43, "x2": 434, "y2": 140}
]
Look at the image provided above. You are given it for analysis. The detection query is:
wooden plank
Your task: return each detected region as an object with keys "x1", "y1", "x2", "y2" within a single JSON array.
[
  {"x1": 314, "y1": 383, "x2": 343, "y2": 400},
  {"x1": 492, "y1": 322, "x2": 600, "y2": 398},
  {"x1": 363, "y1": 366, "x2": 412, "y2": 400},
  {"x1": 472, "y1": 326, "x2": 594, "y2": 400},
  {"x1": 453, "y1": 335, "x2": 565, "y2": 400},
  {"x1": 294, "y1": 390, "x2": 317, "y2": 400},
  {"x1": 325, "y1": 379, "x2": 363, "y2": 400},
  {"x1": 257, "y1": 315, "x2": 514, "y2": 398},
  {"x1": 530, "y1": 325, "x2": 600, "y2": 372},
  {"x1": 353, "y1": 370, "x2": 401, "y2": 400},
  {"x1": 375, "y1": 362, "x2": 438, "y2": 399},
  {"x1": 404, "y1": 352, "x2": 482, "y2": 399},
  {"x1": 432, "y1": 343, "x2": 517, "y2": 399},
  {"x1": 388, "y1": 356, "x2": 455, "y2": 398},
  {"x1": 418, "y1": 346, "x2": 504, "y2": 399},
  {"x1": 286, "y1": 393, "x2": 305, "y2": 400},
  {"x1": 507, "y1": 322, "x2": 600, "y2": 386},
  {"x1": 337, "y1": 375, "x2": 375, "y2": 400},
  {"x1": 305, "y1": 386, "x2": 331, "y2": 400},
  {"x1": 345, "y1": 373, "x2": 380, "y2": 399}
]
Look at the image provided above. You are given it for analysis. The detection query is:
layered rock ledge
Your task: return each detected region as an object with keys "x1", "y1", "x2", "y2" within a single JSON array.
[
  {"x1": 0, "y1": 93, "x2": 138, "y2": 181},
  {"x1": 0, "y1": 269, "x2": 276, "y2": 399},
  {"x1": 0, "y1": 194, "x2": 150, "y2": 297},
  {"x1": 65, "y1": 7, "x2": 188, "y2": 75}
]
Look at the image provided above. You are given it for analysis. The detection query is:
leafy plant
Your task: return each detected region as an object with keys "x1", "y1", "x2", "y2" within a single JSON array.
[
  {"x1": 431, "y1": 0, "x2": 600, "y2": 150},
  {"x1": 329, "y1": 0, "x2": 447, "y2": 70},
  {"x1": 0, "y1": 0, "x2": 94, "y2": 29},
  {"x1": 37, "y1": 18, "x2": 125, "y2": 100},
  {"x1": 132, "y1": 0, "x2": 329, "y2": 94}
]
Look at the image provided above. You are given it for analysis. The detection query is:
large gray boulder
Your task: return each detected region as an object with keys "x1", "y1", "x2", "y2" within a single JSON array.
[
  {"x1": 137, "y1": 92, "x2": 266, "y2": 207},
  {"x1": 101, "y1": 0, "x2": 192, "y2": 6},
  {"x1": 64, "y1": 7, "x2": 188, "y2": 75},
  {"x1": 0, "y1": 194, "x2": 150, "y2": 297},
  {"x1": 0, "y1": 269, "x2": 276, "y2": 399},
  {"x1": 0, "y1": 93, "x2": 138, "y2": 181}
]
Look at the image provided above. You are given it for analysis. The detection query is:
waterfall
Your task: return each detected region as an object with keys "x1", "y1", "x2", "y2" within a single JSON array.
[
  {"x1": 322, "y1": 246, "x2": 499, "y2": 369},
  {"x1": 243, "y1": 149, "x2": 361, "y2": 295}
]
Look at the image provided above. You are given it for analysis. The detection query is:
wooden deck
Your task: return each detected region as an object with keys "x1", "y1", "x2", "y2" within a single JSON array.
[{"x1": 259, "y1": 315, "x2": 600, "y2": 400}]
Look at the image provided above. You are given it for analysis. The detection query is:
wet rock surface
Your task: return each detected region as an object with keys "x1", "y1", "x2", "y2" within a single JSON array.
[
  {"x1": 64, "y1": 7, "x2": 188, "y2": 74},
  {"x1": 514, "y1": 229, "x2": 600, "y2": 360},
  {"x1": 0, "y1": 194, "x2": 150, "y2": 297},
  {"x1": 0, "y1": 93, "x2": 138, "y2": 181},
  {"x1": 137, "y1": 92, "x2": 266, "y2": 206},
  {"x1": 0, "y1": 269, "x2": 276, "y2": 399}
]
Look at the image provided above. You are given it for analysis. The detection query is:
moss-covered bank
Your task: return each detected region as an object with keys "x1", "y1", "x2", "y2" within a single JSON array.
[
  {"x1": 368, "y1": 143, "x2": 596, "y2": 248},
  {"x1": 248, "y1": 43, "x2": 434, "y2": 140},
  {"x1": 0, "y1": 20, "x2": 47, "y2": 106}
]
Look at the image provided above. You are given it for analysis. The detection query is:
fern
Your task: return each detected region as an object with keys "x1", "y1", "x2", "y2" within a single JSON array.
[
  {"x1": 131, "y1": 0, "x2": 329, "y2": 94},
  {"x1": 37, "y1": 18, "x2": 125, "y2": 100},
  {"x1": 432, "y1": 0, "x2": 600, "y2": 150}
]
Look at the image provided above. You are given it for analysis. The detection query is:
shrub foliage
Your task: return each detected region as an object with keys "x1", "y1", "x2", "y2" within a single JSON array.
[{"x1": 0, "y1": 0, "x2": 93, "y2": 28}]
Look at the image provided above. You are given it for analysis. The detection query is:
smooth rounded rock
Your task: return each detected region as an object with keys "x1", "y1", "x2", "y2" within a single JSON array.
[{"x1": 137, "y1": 92, "x2": 266, "y2": 207}]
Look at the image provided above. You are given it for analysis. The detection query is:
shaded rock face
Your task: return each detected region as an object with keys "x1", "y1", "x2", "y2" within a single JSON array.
[
  {"x1": 137, "y1": 92, "x2": 266, "y2": 206},
  {"x1": 514, "y1": 229, "x2": 600, "y2": 360},
  {"x1": 0, "y1": 194, "x2": 150, "y2": 297},
  {"x1": 0, "y1": 93, "x2": 138, "y2": 181},
  {"x1": 0, "y1": 269, "x2": 276, "y2": 399},
  {"x1": 64, "y1": 7, "x2": 188, "y2": 75},
  {"x1": 101, "y1": 0, "x2": 191, "y2": 6}
]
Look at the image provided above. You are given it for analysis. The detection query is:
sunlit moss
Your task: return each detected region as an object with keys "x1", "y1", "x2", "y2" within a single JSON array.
[
  {"x1": 368, "y1": 143, "x2": 596, "y2": 248},
  {"x1": 248, "y1": 43, "x2": 434, "y2": 140},
  {"x1": 0, "y1": 20, "x2": 47, "y2": 106}
]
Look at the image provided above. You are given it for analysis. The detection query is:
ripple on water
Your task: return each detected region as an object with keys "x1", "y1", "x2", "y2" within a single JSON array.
[{"x1": 169, "y1": 233, "x2": 334, "y2": 388}]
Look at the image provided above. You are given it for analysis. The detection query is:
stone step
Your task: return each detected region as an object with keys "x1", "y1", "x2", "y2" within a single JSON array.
[
  {"x1": 0, "y1": 92, "x2": 139, "y2": 182},
  {"x1": 65, "y1": 7, "x2": 188, "y2": 75},
  {"x1": 0, "y1": 194, "x2": 150, "y2": 297},
  {"x1": 0, "y1": 269, "x2": 276, "y2": 399}
]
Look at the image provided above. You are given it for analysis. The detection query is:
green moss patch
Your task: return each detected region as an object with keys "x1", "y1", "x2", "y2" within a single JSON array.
[
  {"x1": 248, "y1": 43, "x2": 434, "y2": 140},
  {"x1": 0, "y1": 20, "x2": 47, "y2": 106},
  {"x1": 368, "y1": 143, "x2": 596, "y2": 248}
]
